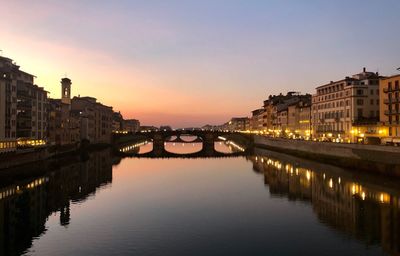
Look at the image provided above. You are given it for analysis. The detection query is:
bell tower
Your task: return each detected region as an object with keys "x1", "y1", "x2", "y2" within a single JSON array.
[{"x1": 61, "y1": 77, "x2": 71, "y2": 105}]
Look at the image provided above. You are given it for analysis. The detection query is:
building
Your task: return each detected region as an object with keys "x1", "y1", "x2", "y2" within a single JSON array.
[
  {"x1": 251, "y1": 108, "x2": 265, "y2": 131},
  {"x1": 16, "y1": 78, "x2": 48, "y2": 146},
  {"x1": 112, "y1": 111, "x2": 124, "y2": 133},
  {"x1": 227, "y1": 117, "x2": 249, "y2": 131},
  {"x1": 287, "y1": 97, "x2": 312, "y2": 139},
  {"x1": 259, "y1": 92, "x2": 311, "y2": 137},
  {"x1": 124, "y1": 119, "x2": 140, "y2": 133},
  {"x1": 312, "y1": 68, "x2": 381, "y2": 142},
  {"x1": 140, "y1": 125, "x2": 158, "y2": 132},
  {"x1": 71, "y1": 96, "x2": 113, "y2": 144},
  {"x1": 379, "y1": 74, "x2": 400, "y2": 144},
  {"x1": 0, "y1": 56, "x2": 47, "y2": 151},
  {"x1": 48, "y1": 78, "x2": 80, "y2": 146},
  {"x1": 0, "y1": 57, "x2": 17, "y2": 153}
]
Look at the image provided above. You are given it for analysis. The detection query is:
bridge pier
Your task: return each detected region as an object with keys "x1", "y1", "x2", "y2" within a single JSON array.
[
  {"x1": 152, "y1": 134, "x2": 165, "y2": 157},
  {"x1": 202, "y1": 133, "x2": 216, "y2": 156}
]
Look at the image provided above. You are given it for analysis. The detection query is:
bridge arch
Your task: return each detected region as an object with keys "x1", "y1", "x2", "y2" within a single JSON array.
[{"x1": 116, "y1": 130, "x2": 253, "y2": 158}]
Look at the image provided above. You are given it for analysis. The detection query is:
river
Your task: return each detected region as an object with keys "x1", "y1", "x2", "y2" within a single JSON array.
[{"x1": 0, "y1": 138, "x2": 399, "y2": 255}]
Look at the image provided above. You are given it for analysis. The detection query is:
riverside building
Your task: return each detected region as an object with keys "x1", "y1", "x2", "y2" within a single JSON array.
[
  {"x1": 0, "y1": 56, "x2": 47, "y2": 151},
  {"x1": 71, "y1": 96, "x2": 113, "y2": 144},
  {"x1": 48, "y1": 78, "x2": 80, "y2": 146},
  {"x1": 379, "y1": 74, "x2": 400, "y2": 144},
  {"x1": 312, "y1": 68, "x2": 381, "y2": 143}
]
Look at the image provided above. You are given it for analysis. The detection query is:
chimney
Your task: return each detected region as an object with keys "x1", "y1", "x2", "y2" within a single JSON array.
[{"x1": 363, "y1": 67, "x2": 366, "y2": 72}]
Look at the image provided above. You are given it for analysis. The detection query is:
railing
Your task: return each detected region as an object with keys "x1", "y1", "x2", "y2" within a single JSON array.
[
  {"x1": 383, "y1": 87, "x2": 400, "y2": 93},
  {"x1": 384, "y1": 98, "x2": 400, "y2": 104},
  {"x1": 384, "y1": 110, "x2": 400, "y2": 115}
]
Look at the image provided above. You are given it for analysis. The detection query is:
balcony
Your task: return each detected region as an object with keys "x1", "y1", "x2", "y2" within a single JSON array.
[
  {"x1": 384, "y1": 110, "x2": 400, "y2": 115},
  {"x1": 353, "y1": 118, "x2": 380, "y2": 125},
  {"x1": 384, "y1": 98, "x2": 400, "y2": 104},
  {"x1": 383, "y1": 87, "x2": 400, "y2": 93}
]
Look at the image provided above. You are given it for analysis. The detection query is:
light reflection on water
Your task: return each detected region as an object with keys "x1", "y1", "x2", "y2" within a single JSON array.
[{"x1": 0, "y1": 146, "x2": 399, "y2": 256}]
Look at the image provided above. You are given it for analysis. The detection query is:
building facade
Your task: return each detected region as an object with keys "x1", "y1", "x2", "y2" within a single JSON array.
[
  {"x1": 227, "y1": 117, "x2": 249, "y2": 131},
  {"x1": 48, "y1": 78, "x2": 80, "y2": 146},
  {"x1": 380, "y1": 74, "x2": 400, "y2": 144},
  {"x1": 251, "y1": 108, "x2": 265, "y2": 131},
  {"x1": 124, "y1": 119, "x2": 140, "y2": 133},
  {"x1": 0, "y1": 57, "x2": 17, "y2": 153},
  {"x1": 71, "y1": 96, "x2": 113, "y2": 144},
  {"x1": 0, "y1": 56, "x2": 47, "y2": 150},
  {"x1": 287, "y1": 98, "x2": 312, "y2": 139},
  {"x1": 312, "y1": 68, "x2": 381, "y2": 142}
]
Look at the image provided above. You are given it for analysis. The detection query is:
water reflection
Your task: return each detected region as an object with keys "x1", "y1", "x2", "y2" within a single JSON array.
[
  {"x1": 249, "y1": 148, "x2": 400, "y2": 255},
  {"x1": 0, "y1": 149, "x2": 117, "y2": 256},
  {"x1": 0, "y1": 146, "x2": 399, "y2": 255},
  {"x1": 119, "y1": 141, "x2": 152, "y2": 154},
  {"x1": 119, "y1": 137, "x2": 245, "y2": 156},
  {"x1": 164, "y1": 142, "x2": 203, "y2": 154}
]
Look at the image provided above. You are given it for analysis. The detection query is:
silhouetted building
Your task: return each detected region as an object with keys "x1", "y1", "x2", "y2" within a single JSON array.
[
  {"x1": 124, "y1": 119, "x2": 140, "y2": 133},
  {"x1": 71, "y1": 96, "x2": 113, "y2": 144},
  {"x1": 0, "y1": 56, "x2": 47, "y2": 150},
  {"x1": 48, "y1": 78, "x2": 80, "y2": 146}
]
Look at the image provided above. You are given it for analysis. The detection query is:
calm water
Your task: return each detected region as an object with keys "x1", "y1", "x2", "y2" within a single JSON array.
[{"x1": 0, "y1": 140, "x2": 399, "y2": 256}]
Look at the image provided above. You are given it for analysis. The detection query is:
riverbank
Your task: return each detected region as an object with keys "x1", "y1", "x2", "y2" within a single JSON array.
[
  {"x1": 0, "y1": 135, "x2": 148, "y2": 170},
  {"x1": 253, "y1": 135, "x2": 400, "y2": 177}
]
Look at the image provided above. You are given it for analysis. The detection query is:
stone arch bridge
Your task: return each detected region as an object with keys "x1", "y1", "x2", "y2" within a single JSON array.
[{"x1": 116, "y1": 130, "x2": 253, "y2": 158}]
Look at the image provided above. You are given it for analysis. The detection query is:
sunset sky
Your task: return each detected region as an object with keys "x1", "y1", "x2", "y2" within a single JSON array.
[{"x1": 1, "y1": 0, "x2": 400, "y2": 127}]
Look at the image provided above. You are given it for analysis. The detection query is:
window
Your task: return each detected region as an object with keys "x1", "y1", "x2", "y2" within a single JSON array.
[
  {"x1": 357, "y1": 99, "x2": 364, "y2": 105},
  {"x1": 357, "y1": 108, "x2": 363, "y2": 118},
  {"x1": 357, "y1": 89, "x2": 363, "y2": 95},
  {"x1": 370, "y1": 99, "x2": 374, "y2": 105},
  {"x1": 377, "y1": 99, "x2": 379, "y2": 105},
  {"x1": 346, "y1": 109, "x2": 350, "y2": 118},
  {"x1": 370, "y1": 89, "x2": 374, "y2": 95}
]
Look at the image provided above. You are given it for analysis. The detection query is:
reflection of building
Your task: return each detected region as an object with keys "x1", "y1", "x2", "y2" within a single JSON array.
[
  {"x1": 249, "y1": 153, "x2": 400, "y2": 255},
  {"x1": 312, "y1": 68, "x2": 382, "y2": 142},
  {"x1": 380, "y1": 74, "x2": 400, "y2": 144},
  {"x1": 0, "y1": 149, "x2": 115, "y2": 256}
]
